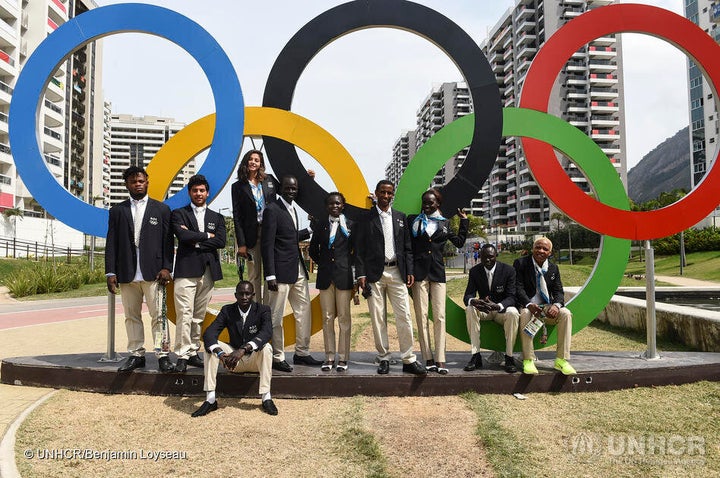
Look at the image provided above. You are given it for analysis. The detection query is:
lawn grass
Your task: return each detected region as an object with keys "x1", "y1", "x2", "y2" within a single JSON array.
[{"x1": 462, "y1": 381, "x2": 720, "y2": 477}]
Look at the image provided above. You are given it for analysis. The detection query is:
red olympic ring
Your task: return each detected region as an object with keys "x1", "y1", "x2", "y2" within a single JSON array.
[{"x1": 520, "y1": 4, "x2": 720, "y2": 240}]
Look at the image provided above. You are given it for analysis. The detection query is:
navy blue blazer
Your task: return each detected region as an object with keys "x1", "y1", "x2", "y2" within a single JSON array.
[
  {"x1": 105, "y1": 197, "x2": 173, "y2": 283},
  {"x1": 309, "y1": 216, "x2": 355, "y2": 290},
  {"x1": 261, "y1": 201, "x2": 311, "y2": 284},
  {"x1": 513, "y1": 254, "x2": 566, "y2": 308},
  {"x1": 171, "y1": 205, "x2": 226, "y2": 281},
  {"x1": 354, "y1": 207, "x2": 413, "y2": 283},
  {"x1": 203, "y1": 301, "x2": 272, "y2": 351},
  {"x1": 408, "y1": 215, "x2": 468, "y2": 283},
  {"x1": 231, "y1": 176, "x2": 278, "y2": 249},
  {"x1": 463, "y1": 261, "x2": 517, "y2": 311}
]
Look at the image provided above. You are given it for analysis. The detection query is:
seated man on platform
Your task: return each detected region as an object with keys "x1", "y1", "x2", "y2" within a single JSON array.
[
  {"x1": 463, "y1": 244, "x2": 519, "y2": 373},
  {"x1": 192, "y1": 281, "x2": 278, "y2": 417},
  {"x1": 513, "y1": 237, "x2": 576, "y2": 376}
]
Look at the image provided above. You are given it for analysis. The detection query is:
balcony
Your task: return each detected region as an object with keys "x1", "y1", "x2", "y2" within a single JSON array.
[
  {"x1": 0, "y1": 17, "x2": 16, "y2": 48},
  {"x1": 516, "y1": 31, "x2": 537, "y2": 48},
  {"x1": 0, "y1": 78, "x2": 10, "y2": 104},
  {"x1": 44, "y1": 101, "x2": 64, "y2": 127},
  {"x1": 590, "y1": 88, "x2": 619, "y2": 99},
  {"x1": 562, "y1": 7, "x2": 584, "y2": 19},
  {"x1": 588, "y1": 46, "x2": 616, "y2": 58},
  {"x1": 44, "y1": 153, "x2": 62, "y2": 167},
  {"x1": 0, "y1": 48, "x2": 14, "y2": 76},
  {"x1": 589, "y1": 73, "x2": 618, "y2": 85},
  {"x1": 517, "y1": 19, "x2": 536, "y2": 32},
  {"x1": 46, "y1": 77, "x2": 64, "y2": 102},
  {"x1": 590, "y1": 100, "x2": 619, "y2": 112},
  {"x1": 588, "y1": 58, "x2": 617, "y2": 73},
  {"x1": 42, "y1": 128, "x2": 63, "y2": 152},
  {"x1": 517, "y1": 45, "x2": 537, "y2": 59},
  {"x1": 50, "y1": 0, "x2": 67, "y2": 14},
  {"x1": 590, "y1": 128, "x2": 619, "y2": 140}
]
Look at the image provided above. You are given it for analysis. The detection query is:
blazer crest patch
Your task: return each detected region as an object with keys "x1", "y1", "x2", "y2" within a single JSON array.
[
  {"x1": 248, "y1": 325, "x2": 258, "y2": 334},
  {"x1": 207, "y1": 222, "x2": 216, "y2": 231},
  {"x1": 149, "y1": 216, "x2": 159, "y2": 226}
]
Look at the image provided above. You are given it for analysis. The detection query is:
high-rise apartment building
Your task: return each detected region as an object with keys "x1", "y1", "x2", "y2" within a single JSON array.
[
  {"x1": 107, "y1": 114, "x2": 194, "y2": 205},
  {"x1": 686, "y1": 0, "x2": 720, "y2": 226},
  {"x1": 0, "y1": 0, "x2": 102, "y2": 218},
  {"x1": 387, "y1": 0, "x2": 627, "y2": 234},
  {"x1": 387, "y1": 130, "x2": 416, "y2": 187}
]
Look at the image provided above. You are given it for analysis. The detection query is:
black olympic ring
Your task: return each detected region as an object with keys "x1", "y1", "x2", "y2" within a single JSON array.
[{"x1": 262, "y1": 0, "x2": 502, "y2": 219}]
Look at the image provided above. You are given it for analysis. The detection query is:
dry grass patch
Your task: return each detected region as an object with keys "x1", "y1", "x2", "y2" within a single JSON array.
[
  {"x1": 463, "y1": 381, "x2": 720, "y2": 478},
  {"x1": 363, "y1": 396, "x2": 494, "y2": 477},
  {"x1": 15, "y1": 391, "x2": 367, "y2": 478}
]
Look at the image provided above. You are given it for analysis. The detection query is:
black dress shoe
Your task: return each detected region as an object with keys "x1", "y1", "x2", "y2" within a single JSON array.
[
  {"x1": 272, "y1": 360, "x2": 293, "y2": 372},
  {"x1": 504, "y1": 355, "x2": 517, "y2": 374},
  {"x1": 191, "y1": 400, "x2": 218, "y2": 417},
  {"x1": 293, "y1": 354, "x2": 323, "y2": 366},
  {"x1": 262, "y1": 399, "x2": 279, "y2": 416},
  {"x1": 117, "y1": 355, "x2": 145, "y2": 373},
  {"x1": 175, "y1": 358, "x2": 188, "y2": 373},
  {"x1": 402, "y1": 361, "x2": 428, "y2": 375},
  {"x1": 187, "y1": 354, "x2": 204, "y2": 367},
  {"x1": 377, "y1": 360, "x2": 390, "y2": 374},
  {"x1": 158, "y1": 356, "x2": 176, "y2": 373},
  {"x1": 463, "y1": 353, "x2": 483, "y2": 372}
]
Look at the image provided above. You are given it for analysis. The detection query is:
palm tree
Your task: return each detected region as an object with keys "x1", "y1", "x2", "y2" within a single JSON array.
[
  {"x1": 2, "y1": 207, "x2": 23, "y2": 239},
  {"x1": 2, "y1": 207, "x2": 23, "y2": 258}
]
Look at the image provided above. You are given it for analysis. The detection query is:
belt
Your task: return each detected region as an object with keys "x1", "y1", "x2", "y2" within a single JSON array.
[{"x1": 384, "y1": 260, "x2": 397, "y2": 267}]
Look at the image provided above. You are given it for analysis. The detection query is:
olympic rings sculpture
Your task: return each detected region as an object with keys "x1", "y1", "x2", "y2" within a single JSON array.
[{"x1": 9, "y1": 2, "x2": 720, "y2": 350}]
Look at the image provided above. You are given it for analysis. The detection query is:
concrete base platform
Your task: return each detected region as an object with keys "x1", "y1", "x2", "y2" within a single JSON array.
[{"x1": 2, "y1": 351, "x2": 720, "y2": 397}]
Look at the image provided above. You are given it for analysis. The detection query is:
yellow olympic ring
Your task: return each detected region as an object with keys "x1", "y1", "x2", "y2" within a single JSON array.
[
  {"x1": 147, "y1": 107, "x2": 370, "y2": 207},
  {"x1": 148, "y1": 106, "x2": 370, "y2": 345}
]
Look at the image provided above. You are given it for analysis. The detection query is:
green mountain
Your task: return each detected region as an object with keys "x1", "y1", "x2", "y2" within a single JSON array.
[{"x1": 627, "y1": 126, "x2": 691, "y2": 204}]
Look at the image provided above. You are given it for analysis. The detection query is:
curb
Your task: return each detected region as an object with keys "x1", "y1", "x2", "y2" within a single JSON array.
[{"x1": 0, "y1": 390, "x2": 57, "y2": 478}]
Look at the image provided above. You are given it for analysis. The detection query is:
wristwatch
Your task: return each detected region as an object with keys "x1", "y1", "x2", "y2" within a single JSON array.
[
  {"x1": 215, "y1": 349, "x2": 225, "y2": 358},
  {"x1": 243, "y1": 344, "x2": 254, "y2": 355}
]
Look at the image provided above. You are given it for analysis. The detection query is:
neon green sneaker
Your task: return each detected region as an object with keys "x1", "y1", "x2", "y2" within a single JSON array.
[
  {"x1": 554, "y1": 358, "x2": 577, "y2": 375},
  {"x1": 522, "y1": 359, "x2": 538, "y2": 375}
]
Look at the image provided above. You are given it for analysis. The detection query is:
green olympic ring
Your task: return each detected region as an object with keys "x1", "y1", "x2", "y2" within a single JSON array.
[{"x1": 395, "y1": 107, "x2": 632, "y2": 350}]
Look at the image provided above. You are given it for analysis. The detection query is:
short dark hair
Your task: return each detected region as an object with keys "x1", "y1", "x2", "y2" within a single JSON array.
[
  {"x1": 481, "y1": 243, "x2": 497, "y2": 255},
  {"x1": 326, "y1": 191, "x2": 346, "y2": 205},
  {"x1": 188, "y1": 174, "x2": 209, "y2": 192},
  {"x1": 122, "y1": 166, "x2": 147, "y2": 182},
  {"x1": 236, "y1": 280, "x2": 254, "y2": 293},
  {"x1": 281, "y1": 175, "x2": 297, "y2": 186},
  {"x1": 422, "y1": 188, "x2": 443, "y2": 205},
  {"x1": 375, "y1": 179, "x2": 394, "y2": 192}
]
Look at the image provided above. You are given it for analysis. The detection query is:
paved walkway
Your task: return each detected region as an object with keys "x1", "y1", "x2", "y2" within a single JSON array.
[{"x1": 655, "y1": 275, "x2": 720, "y2": 287}]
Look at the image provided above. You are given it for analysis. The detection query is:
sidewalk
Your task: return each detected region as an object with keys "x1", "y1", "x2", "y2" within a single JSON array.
[{"x1": 655, "y1": 275, "x2": 720, "y2": 287}]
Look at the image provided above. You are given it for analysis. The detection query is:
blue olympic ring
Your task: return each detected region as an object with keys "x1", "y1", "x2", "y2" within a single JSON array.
[{"x1": 9, "y1": 4, "x2": 244, "y2": 237}]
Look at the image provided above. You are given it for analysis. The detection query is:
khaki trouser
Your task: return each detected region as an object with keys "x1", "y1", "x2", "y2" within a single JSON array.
[
  {"x1": 267, "y1": 261, "x2": 312, "y2": 362},
  {"x1": 203, "y1": 341, "x2": 272, "y2": 395},
  {"x1": 120, "y1": 280, "x2": 168, "y2": 357},
  {"x1": 367, "y1": 265, "x2": 417, "y2": 364},
  {"x1": 173, "y1": 266, "x2": 214, "y2": 360},
  {"x1": 319, "y1": 285, "x2": 352, "y2": 362},
  {"x1": 519, "y1": 307, "x2": 572, "y2": 360},
  {"x1": 245, "y1": 230, "x2": 267, "y2": 305},
  {"x1": 465, "y1": 305, "x2": 519, "y2": 356},
  {"x1": 411, "y1": 280, "x2": 447, "y2": 363}
]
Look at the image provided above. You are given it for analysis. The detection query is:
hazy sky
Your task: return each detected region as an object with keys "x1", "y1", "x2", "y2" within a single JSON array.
[{"x1": 96, "y1": 0, "x2": 688, "y2": 211}]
